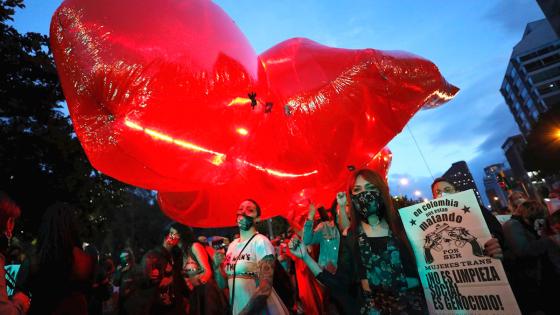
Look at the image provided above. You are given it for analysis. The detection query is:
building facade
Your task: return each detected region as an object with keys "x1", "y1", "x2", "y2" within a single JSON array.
[
  {"x1": 501, "y1": 135, "x2": 528, "y2": 182},
  {"x1": 537, "y1": 0, "x2": 560, "y2": 37},
  {"x1": 442, "y1": 161, "x2": 483, "y2": 205},
  {"x1": 500, "y1": 19, "x2": 560, "y2": 137},
  {"x1": 483, "y1": 164, "x2": 509, "y2": 210}
]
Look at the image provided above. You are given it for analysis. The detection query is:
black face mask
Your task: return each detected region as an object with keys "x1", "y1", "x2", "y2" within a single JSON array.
[
  {"x1": 238, "y1": 214, "x2": 255, "y2": 231},
  {"x1": 351, "y1": 190, "x2": 384, "y2": 221}
]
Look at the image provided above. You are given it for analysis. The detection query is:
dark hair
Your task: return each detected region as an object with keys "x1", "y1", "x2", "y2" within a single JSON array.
[
  {"x1": 0, "y1": 191, "x2": 20, "y2": 232},
  {"x1": 348, "y1": 169, "x2": 396, "y2": 234},
  {"x1": 37, "y1": 202, "x2": 81, "y2": 277},
  {"x1": 329, "y1": 198, "x2": 338, "y2": 224},
  {"x1": 162, "y1": 222, "x2": 187, "y2": 240},
  {"x1": 430, "y1": 177, "x2": 453, "y2": 192},
  {"x1": 178, "y1": 225, "x2": 197, "y2": 250},
  {"x1": 346, "y1": 169, "x2": 413, "y2": 283},
  {"x1": 518, "y1": 200, "x2": 546, "y2": 224},
  {"x1": 244, "y1": 199, "x2": 261, "y2": 217},
  {"x1": 317, "y1": 206, "x2": 329, "y2": 222}
]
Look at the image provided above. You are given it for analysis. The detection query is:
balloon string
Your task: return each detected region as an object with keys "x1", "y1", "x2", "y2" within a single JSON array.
[{"x1": 406, "y1": 124, "x2": 435, "y2": 181}]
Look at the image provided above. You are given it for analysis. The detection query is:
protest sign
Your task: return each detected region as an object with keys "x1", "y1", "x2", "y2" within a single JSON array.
[{"x1": 399, "y1": 190, "x2": 520, "y2": 314}]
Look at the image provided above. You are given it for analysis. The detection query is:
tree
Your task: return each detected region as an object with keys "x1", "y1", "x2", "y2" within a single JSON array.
[
  {"x1": 392, "y1": 195, "x2": 420, "y2": 210},
  {"x1": 523, "y1": 106, "x2": 560, "y2": 177},
  {"x1": 0, "y1": 1, "x2": 167, "y2": 257}
]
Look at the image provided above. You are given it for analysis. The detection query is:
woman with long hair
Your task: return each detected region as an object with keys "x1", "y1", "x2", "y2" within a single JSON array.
[
  {"x1": 178, "y1": 225, "x2": 228, "y2": 314},
  {"x1": 224, "y1": 199, "x2": 289, "y2": 315},
  {"x1": 346, "y1": 169, "x2": 425, "y2": 314},
  {"x1": 25, "y1": 202, "x2": 94, "y2": 315}
]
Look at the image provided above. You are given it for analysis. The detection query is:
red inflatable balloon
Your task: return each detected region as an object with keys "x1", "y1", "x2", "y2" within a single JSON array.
[
  {"x1": 51, "y1": 0, "x2": 458, "y2": 226},
  {"x1": 158, "y1": 147, "x2": 393, "y2": 227}
]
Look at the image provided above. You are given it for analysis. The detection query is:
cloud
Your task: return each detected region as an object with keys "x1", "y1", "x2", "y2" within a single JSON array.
[
  {"x1": 425, "y1": 65, "x2": 510, "y2": 147},
  {"x1": 473, "y1": 103, "x2": 520, "y2": 153},
  {"x1": 483, "y1": 0, "x2": 544, "y2": 34}
]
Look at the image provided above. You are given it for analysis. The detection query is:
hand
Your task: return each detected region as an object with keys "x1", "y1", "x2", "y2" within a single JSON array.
[
  {"x1": 336, "y1": 192, "x2": 347, "y2": 208},
  {"x1": 288, "y1": 237, "x2": 306, "y2": 259},
  {"x1": 159, "y1": 276, "x2": 173, "y2": 288},
  {"x1": 483, "y1": 238, "x2": 503, "y2": 260},
  {"x1": 307, "y1": 202, "x2": 316, "y2": 221},
  {"x1": 12, "y1": 292, "x2": 31, "y2": 313}
]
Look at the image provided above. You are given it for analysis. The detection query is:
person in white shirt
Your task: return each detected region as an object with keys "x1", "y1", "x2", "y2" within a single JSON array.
[{"x1": 224, "y1": 199, "x2": 288, "y2": 315}]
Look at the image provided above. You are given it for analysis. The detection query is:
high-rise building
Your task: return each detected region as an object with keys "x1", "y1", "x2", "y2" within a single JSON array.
[
  {"x1": 501, "y1": 135, "x2": 528, "y2": 182},
  {"x1": 537, "y1": 0, "x2": 560, "y2": 37},
  {"x1": 500, "y1": 19, "x2": 560, "y2": 137},
  {"x1": 442, "y1": 161, "x2": 483, "y2": 205},
  {"x1": 483, "y1": 164, "x2": 509, "y2": 210}
]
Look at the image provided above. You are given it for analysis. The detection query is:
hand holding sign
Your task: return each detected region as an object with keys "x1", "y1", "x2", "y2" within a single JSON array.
[{"x1": 399, "y1": 190, "x2": 520, "y2": 314}]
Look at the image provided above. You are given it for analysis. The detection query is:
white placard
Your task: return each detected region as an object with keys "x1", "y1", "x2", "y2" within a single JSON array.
[{"x1": 398, "y1": 190, "x2": 520, "y2": 315}]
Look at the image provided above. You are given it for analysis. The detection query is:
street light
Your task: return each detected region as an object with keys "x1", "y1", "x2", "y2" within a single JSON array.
[
  {"x1": 414, "y1": 190, "x2": 422, "y2": 197},
  {"x1": 399, "y1": 178, "x2": 409, "y2": 186}
]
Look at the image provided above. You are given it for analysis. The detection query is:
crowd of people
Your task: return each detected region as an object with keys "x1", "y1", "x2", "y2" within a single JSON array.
[{"x1": 1, "y1": 168, "x2": 560, "y2": 315}]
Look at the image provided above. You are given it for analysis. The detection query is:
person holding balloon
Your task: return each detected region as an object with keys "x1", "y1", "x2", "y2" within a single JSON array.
[{"x1": 224, "y1": 199, "x2": 289, "y2": 315}]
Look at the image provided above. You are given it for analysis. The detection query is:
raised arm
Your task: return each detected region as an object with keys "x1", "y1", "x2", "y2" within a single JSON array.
[
  {"x1": 336, "y1": 192, "x2": 350, "y2": 231},
  {"x1": 302, "y1": 203, "x2": 323, "y2": 245}
]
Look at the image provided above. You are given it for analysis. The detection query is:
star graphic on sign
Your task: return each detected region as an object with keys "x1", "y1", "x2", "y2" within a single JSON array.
[
  {"x1": 410, "y1": 219, "x2": 416, "y2": 226},
  {"x1": 462, "y1": 206, "x2": 470, "y2": 214}
]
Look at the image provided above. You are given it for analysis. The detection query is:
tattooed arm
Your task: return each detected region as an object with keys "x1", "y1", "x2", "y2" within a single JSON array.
[{"x1": 238, "y1": 254, "x2": 275, "y2": 315}]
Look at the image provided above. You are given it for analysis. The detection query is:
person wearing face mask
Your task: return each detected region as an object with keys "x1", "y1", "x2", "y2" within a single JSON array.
[
  {"x1": 135, "y1": 223, "x2": 187, "y2": 315},
  {"x1": 430, "y1": 177, "x2": 504, "y2": 259},
  {"x1": 502, "y1": 200, "x2": 560, "y2": 314},
  {"x1": 224, "y1": 199, "x2": 288, "y2": 315},
  {"x1": 347, "y1": 169, "x2": 426, "y2": 314}
]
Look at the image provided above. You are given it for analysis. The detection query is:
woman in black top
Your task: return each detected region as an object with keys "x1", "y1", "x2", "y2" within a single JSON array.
[
  {"x1": 178, "y1": 226, "x2": 228, "y2": 315},
  {"x1": 346, "y1": 169, "x2": 425, "y2": 314},
  {"x1": 290, "y1": 169, "x2": 425, "y2": 314}
]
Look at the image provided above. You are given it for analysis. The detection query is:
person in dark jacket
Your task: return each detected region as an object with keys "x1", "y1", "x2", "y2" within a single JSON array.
[
  {"x1": 503, "y1": 200, "x2": 560, "y2": 314},
  {"x1": 128, "y1": 223, "x2": 187, "y2": 315}
]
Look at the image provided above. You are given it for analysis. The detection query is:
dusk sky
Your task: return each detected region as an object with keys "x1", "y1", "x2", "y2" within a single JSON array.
[{"x1": 11, "y1": 0, "x2": 545, "y2": 206}]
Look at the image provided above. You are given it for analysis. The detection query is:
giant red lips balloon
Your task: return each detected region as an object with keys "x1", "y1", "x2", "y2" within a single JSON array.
[{"x1": 51, "y1": 0, "x2": 458, "y2": 227}]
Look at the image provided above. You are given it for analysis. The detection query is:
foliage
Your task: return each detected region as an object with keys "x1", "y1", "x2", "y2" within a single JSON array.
[{"x1": 0, "y1": 0, "x2": 168, "y2": 259}]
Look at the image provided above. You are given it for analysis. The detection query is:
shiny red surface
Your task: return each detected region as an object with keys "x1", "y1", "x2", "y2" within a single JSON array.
[{"x1": 51, "y1": 0, "x2": 458, "y2": 227}]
